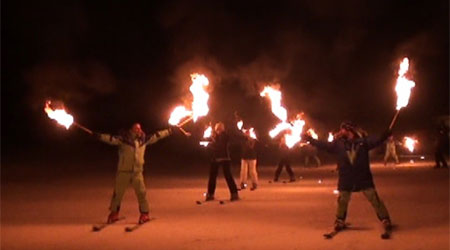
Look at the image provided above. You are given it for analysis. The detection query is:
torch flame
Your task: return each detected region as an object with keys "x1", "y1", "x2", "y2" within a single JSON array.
[
  {"x1": 203, "y1": 125, "x2": 212, "y2": 138},
  {"x1": 248, "y1": 128, "x2": 257, "y2": 139},
  {"x1": 237, "y1": 120, "x2": 243, "y2": 130},
  {"x1": 168, "y1": 106, "x2": 193, "y2": 125},
  {"x1": 168, "y1": 73, "x2": 210, "y2": 125},
  {"x1": 44, "y1": 101, "x2": 74, "y2": 129},
  {"x1": 190, "y1": 73, "x2": 210, "y2": 121},
  {"x1": 261, "y1": 85, "x2": 306, "y2": 148},
  {"x1": 284, "y1": 118, "x2": 305, "y2": 148},
  {"x1": 199, "y1": 125, "x2": 212, "y2": 147},
  {"x1": 328, "y1": 132, "x2": 334, "y2": 142},
  {"x1": 269, "y1": 122, "x2": 291, "y2": 138},
  {"x1": 307, "y1": 129, "x2": 318, "y2": 139},
  {"x1": 395, "y1": 58, "x2": 415, "y2": 110},
  {"x1": 403, "y1": 136, "x2": 418, "y2": 152},
  {"x1": 260, "y1": 86, "x2": 288, "y2": 121}
]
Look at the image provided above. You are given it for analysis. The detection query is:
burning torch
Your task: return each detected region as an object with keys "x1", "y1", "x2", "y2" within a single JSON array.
[
  {"x1": 44, "y1": 100, "x2": 93, "y2": 135},
  {"x1": 168, "y1": 73, "x2": 210, "y2": 136},
  {"x1": 389, "y1": 57, "x2": 415, "y2": 130},
  {"x1": 260, "y1": 86, "x2": 305, "y2": 148},
  {"x1": 403, "y1": 136, "x2": 418, "y2": 153}
]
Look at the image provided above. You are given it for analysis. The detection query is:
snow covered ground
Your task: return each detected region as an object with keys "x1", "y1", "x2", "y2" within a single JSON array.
[{"x1": 2, "y1": 162, "x2": 449, "y2": 250}]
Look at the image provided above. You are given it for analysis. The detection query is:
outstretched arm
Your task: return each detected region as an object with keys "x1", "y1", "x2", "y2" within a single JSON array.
[
  {"x1": 303, "y1": 134, "x2": 336, "y2": 153},
  {"x1": 145, "y1": 129, "x2": 171, "y2": 146},
  {"x1": 366, "y1": 130, "x2": 392, "y2": 150},
  {"x1": 98, "y1": 133, "x2": 122, "y2": 146},
  {"x1": 309, "y1": 139, "x2": 337, "y2": 153}
]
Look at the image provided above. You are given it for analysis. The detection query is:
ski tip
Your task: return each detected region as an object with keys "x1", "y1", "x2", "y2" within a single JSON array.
[
  {"x1": 381, "y1": 233, "x2": 391, "y2": 239},
  {"x1": 219, "y1": 201, "x2": 225, "y2": 205},
  {"x1": 92, "y1": 226, "x2": 100, "y2": 232},
  {"x1": 323, "y1": 234, "x2": 332, "y2": 239},
  {"x1": 196, "y1": 200, "x2": 202, "y2": 205},
  {"x1": 125, "y1": 227, "x2": 133, "y2": 232}
]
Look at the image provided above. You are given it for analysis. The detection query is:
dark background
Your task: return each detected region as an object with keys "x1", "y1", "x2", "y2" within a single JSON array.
[{"x1": 2, "y1": 0, "x2": 449, "y2": 175}]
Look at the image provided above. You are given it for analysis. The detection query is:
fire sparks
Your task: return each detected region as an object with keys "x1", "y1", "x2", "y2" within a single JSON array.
[
  {"x1": 260, "y1": 86, "x2": 305, "y2": 148},
  {"x1": 307, "y1": 129, "x2": 318, "y2": 139},
  {"x1": 44, "y1": 101, "x2": 74, "y2": 129},
  {"x1": 168, "y1": 73, "x2": 210, "y2": 125},
  {"x1": 403, "y1": 136, "x2": 418, "y2": 152},
  {"x1": 395, "y1": 58, "x2": 415, "y2": 110},
  {"x1": 328, "y1": 132, "x2": 334, "y2": 142}
]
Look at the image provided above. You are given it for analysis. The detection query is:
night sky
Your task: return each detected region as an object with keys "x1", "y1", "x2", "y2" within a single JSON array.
[{"x1": 2, "y1": 0, "x2": 449, "y2": 165}]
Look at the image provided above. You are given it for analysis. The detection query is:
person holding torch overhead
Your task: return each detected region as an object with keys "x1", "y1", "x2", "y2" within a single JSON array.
[
  {"x1": 302, "y1": 121, "x2": 393, "y2": 235},
  {"x1": 94, "y1": 123, "x2": 174, "y2": 225}
]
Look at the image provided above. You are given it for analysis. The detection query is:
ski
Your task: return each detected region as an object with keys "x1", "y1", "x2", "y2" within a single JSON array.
[
  {"x1": 381, "y1": 225, "x2": 394, "y2": 239},
  {"x1": 92, "y1": 216, "x2": 125, "y2": 232},
  {"x1": 323, "y1": 229, "x2": 341, "y2": 239},
  {"x1": 323, "y1": 223, "x2": 350, "y2": 239},
  {"x1": 195, "y1": 200, "x2": 229, "y2": 205},
  {"x1": 124, "y1": 217, "x2": 155, "y2": 232}
]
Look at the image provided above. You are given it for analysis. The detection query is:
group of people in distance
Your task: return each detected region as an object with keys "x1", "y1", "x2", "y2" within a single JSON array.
[{"x1": 90, "y1": 118, "x2": 429, "y2": 234}]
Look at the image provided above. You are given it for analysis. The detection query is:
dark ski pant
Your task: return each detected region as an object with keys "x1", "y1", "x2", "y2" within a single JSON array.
[
  {"x1": 435, "y1": 149, "x2": 448, "y2": 168},
  {"x1": 207, "y1": 160, "x2": 238, "y2": 196},
  {"x1": 336, "y1": 188, "x2": 390, "y2": 221},
  {"x1": 110, "y1": 171, "x2": 149, "y2": 213},
  {"x1": 274, "y1": 159, "x2": 295, "y2": 181}
]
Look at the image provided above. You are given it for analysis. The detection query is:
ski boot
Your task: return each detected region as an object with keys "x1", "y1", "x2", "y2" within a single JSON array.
[
  {"x1": 334, "y1": 219, "x2": 346, "y2": 231},
  {"x1": 381, "y1": 218, "x2": 392, "y2": 231},
  {"x1": 205, "y1": 193, "x2": 215, "y2": 201},
  {"x1": 230, "y1": 193, "x2": 240, "y2": 201},
  {"x1": 107, "y1": 211, "x2": 120, "y2": 224},
  {"x1": 139, "y1": 212, "x2": 150, "y2": 224}
]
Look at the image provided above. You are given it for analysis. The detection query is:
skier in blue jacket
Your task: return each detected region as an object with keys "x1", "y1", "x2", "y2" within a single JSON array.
[{"x1": 303, "y1": 121, "x2": 392, "y2": 231}]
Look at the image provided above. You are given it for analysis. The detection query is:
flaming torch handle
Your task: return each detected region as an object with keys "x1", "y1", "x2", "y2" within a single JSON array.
[
  {"x1": 388, "y1": 110, "x2": 400, "y2": 130},
  {"x1": 177, "y1": 116, "x2": 194, "y2": 127},
  {"x1": 177, "y1": 126, "x2": 192, "y2": 137},
  {"x1": 73, "y1": 122, "x2": 93, "y2": 135}
]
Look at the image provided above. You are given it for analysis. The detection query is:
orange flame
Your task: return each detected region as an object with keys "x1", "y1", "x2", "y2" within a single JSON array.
[
  {"x1": 328, "y1": 132, "x2": 334, "y2": 142},
  {"x1": 168, "y1": 73, "x2": 210, "y2": 125},
  {"x1": 395, "y1": 58, "x2": 415, "y2": 110},
  {"x1": 44, "y1": 101, "x2": 74, "y2": 129},
  {"x1": 199, "y1": 125, "x2": 212, "y2": 147},
  {"x1": 190, "y1": 73, "x2": 210, "y2": 121},
  {"x1": 261, "y1": 85, "x2": 305, "y2": 148},
  {"x1": 403, "y1": 136, "x2": 418, "y2": 152},
  {"x1": 237, "y1": 120, "x2": 243, "y2": 130},
  {"x1": 284, "y1": 118, "x2": 305, "y2": 148},
  {"x1": 307, "y1": 129, "x2": 318, "y2": 139},
  {"x1": 260, "y1": 86, "x2": 288, "y2": 121},
  {"x1": 203, "y1": 125, "x2": 212, "y2": 138},
  {"x1": 168, "y1": 106, "x2": 193, "y2": 125},
  {"x1": 247, "y1": 127, "x2": 257, "y2": 139}
]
